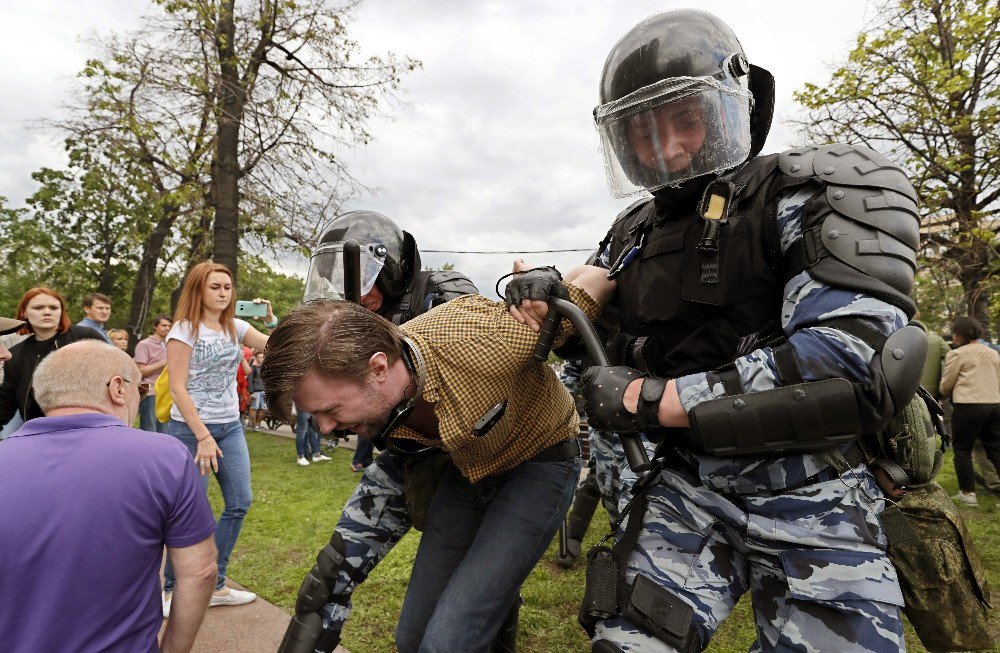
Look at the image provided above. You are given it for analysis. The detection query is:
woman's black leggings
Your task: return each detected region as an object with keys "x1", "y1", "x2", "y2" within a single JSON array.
[{"x1": 951, "y1": 402, "x2": 1000, "y2": 492}]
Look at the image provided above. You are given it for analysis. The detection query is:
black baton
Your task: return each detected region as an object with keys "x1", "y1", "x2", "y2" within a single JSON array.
[
  {"x1": 532, "y1": 297, "x2": 651, "y2": 473},
  {"x1": 343, "y1": 239, "x2": 362, "y2": 304}
]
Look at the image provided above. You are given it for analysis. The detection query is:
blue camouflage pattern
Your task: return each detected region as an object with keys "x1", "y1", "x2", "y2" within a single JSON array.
[
  {"x1": 594, "y1": 463, "x2": 905, "y2": 652},
  {"x1": 320, "y1": 449, "x2": 412, "y2": 630},
  {"x1": 591, "y1": 183, "x2": 909, "y2": 651},
  {"x1": 561, "y1": 360, "x2": 655, "y2": 524}
]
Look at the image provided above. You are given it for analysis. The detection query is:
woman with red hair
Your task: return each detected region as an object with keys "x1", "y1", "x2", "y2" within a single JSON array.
[{"x1": 0, "y1": 287, "x2": 105, "y2": 432}]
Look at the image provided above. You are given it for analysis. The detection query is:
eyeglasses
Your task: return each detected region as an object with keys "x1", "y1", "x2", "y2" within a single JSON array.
[{"x1": 107, "y1": 377, "x2": 150, "y2": 399}]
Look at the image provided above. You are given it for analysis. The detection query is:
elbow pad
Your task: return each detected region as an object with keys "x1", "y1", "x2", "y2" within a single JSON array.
[{"x1": 687, "y1": 378, "x2": 862, "y2": 456}]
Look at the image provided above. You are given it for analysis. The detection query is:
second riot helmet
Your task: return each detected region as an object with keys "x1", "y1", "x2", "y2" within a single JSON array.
[
  {"x1": 304, "y1": 210, "x2": 419, "y2": 302},
  {"x1": 594, "y1": 9, "x2": 775, "y2": 197}
]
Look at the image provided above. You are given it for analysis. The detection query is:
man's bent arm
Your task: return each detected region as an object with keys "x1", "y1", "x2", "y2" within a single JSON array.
[{"x1": 160, "y1": 536, "x2": 217, "y2": 653}]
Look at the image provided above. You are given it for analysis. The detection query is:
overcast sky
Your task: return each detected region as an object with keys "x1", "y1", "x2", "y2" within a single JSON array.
[{"x1": 1, "y1": 0, "x2": 875, "y2": 297}]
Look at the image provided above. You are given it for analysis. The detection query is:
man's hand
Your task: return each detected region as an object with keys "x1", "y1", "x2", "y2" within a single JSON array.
[
  {"x1": 0, "y1": 343, "x2": 10, "y2": 364},
  {"x1": 505, "y1": 260, "x2": 568, "y2": 332},
  {"x1": 581, "y1": 366, "x2": 646, "y2": 432}
]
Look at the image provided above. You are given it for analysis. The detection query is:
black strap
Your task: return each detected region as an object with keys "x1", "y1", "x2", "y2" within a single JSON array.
[
  {"x1": 786, "y1": 223, "x2": 825, "y2": 275},
  {"x1": 394, "y1": 271, "x2": 433, "y2": 324},
  {"x1": 819, "y1": 317, "x2": 890, "y2": 351},
  {"x1": 716, "y1": 366, "x2": 743, "y2": 396},
  {"x1": 772, "y1": 342, "x2": 804, "y2": 385},
  {"x1": 611, "y1": 486, "x2": 649, "y2": 607}
]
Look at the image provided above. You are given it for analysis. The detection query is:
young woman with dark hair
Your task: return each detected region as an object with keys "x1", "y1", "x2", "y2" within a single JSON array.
[{"x1": 941, "y1": 316, "x2": 1000, "y2": 506}]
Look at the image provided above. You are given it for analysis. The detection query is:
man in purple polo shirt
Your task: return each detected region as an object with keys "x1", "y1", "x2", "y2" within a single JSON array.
[{"x1": 0, "y1": 340, "x2": 218, "y2": 652}]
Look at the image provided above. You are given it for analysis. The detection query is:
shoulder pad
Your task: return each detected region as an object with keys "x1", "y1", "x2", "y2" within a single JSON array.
[
  {"x1": 779, "y1": 143, "x2": 917, "y2": 202},
  {"x1": 425, "y1": 270, "x2": 479, "y2": 302},
  {"x1": 823, "y1": 182, "x2": 919, "y2": 249},
  {"x1": 785, "y1": 145, "x2": 920, "y2": 315}
]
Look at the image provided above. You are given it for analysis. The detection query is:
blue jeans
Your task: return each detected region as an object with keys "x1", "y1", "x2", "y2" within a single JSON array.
[
  {"x1": 352, "y1": 436, "x2": 375, "y2": 467},
  {"x1": 295, "y1": 410, "x2": 322, "y2": 458},
  {"x1": 163, "y1": 419, "x2": 253, "y2": 591},
  {"x1": 138, "y1": 395, "x2": 166, "y2": 433},
  {"x1": 395, "y1": 455, "x2": 581, "y2": 653}
]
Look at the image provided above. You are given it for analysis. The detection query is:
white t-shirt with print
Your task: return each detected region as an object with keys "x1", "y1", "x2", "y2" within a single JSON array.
[{"x1": 167, "y1": 319, "x2": 251, "y2": 424}]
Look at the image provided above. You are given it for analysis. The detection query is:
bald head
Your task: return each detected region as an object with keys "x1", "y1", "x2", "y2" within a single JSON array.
[{"x1": 33, "y1": 341, "x2": 142, "y2": 423}]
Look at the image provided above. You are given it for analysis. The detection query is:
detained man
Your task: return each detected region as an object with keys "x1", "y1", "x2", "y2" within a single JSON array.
[{"x1": 262, "y1": 263, "x2": 615, "y2": 653}]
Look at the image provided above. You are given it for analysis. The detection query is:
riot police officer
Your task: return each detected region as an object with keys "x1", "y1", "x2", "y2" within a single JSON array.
[
  {"x1": 507, "y1": 9, "x2": 922, "y2": 653},
  {"x1": 304, "y1": 210, "x2": 476, "y2": 322},
  {"x1": 282, "y1": 210, "x2": 480, "y2": 652}
]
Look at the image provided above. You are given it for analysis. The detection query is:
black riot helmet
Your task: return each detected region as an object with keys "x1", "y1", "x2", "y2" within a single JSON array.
[
  {"x1": 594, "y1": 9, "x2": 775, "y2": 197},
  {"x1": 304, "y1": 210, "x2": 420, "y2": 302}
]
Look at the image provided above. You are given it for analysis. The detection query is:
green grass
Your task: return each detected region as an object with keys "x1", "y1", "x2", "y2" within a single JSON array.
[{"x1": 211, "y1": 431, "x2": 1000, "y2": 652}]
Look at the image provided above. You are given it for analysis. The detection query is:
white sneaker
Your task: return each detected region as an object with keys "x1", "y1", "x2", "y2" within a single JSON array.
[
  {"x1": 297, "y1": 456, "x2": 310, "y2": 466},
  {"x1": 953, "y1": 491, "x2": 979, "y2": 506},
  {"x1": 210, "y1": 587, "x2": 257, "y2": 607},
  {"x1": 312, "y1": 453, "x2": 331, "y2": 462},
  {"x1": 162, "y1": 591, "x2": 172, "y2": 618}
]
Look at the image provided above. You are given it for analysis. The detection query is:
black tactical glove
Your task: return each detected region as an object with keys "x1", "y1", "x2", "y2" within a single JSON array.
[
  {"x1": 503, "y1": 266, "x2": 569, "y2": 306},
  {"x1": 582, "y1": 366, "x2": 666, "y2": 432}
]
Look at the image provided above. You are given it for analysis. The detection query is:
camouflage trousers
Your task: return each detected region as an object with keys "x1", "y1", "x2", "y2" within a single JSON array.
[
  {"x1": 320, "y1": 449, "x2": 413, "y2": 630},
  {"x1": 593, "y1": 463, "x2": 906, "y2": 652},
  {"x1": 589, "y1": 428, "x2": 655, "y2": 524}
]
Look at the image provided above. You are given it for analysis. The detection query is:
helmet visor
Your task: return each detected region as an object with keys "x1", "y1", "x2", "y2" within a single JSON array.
[
  {"x1": 594, "y1": 76, "x2": 752, "y2": 197},
  {"x1": 304, "y1": 242, "x2": 387, "y2": 302}
]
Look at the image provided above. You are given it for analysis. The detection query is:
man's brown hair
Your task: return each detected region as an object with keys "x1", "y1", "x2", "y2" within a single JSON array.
[
  {"x1": 261, "y1": 300, "x2": 403, "y2": 423},
  {"x1": 82, "y1": 292, "x2": 112, "y2": 308}
]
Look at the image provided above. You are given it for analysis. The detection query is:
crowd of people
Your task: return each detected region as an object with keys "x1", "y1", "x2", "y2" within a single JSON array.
[{"x1": 1, "y1": 7, "x2": 998, "y2": 653}]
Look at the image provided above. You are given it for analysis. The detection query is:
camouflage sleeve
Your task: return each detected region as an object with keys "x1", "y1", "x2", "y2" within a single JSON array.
[
  {"x1": 559, "y1": 359, "x2": 584, "y2": 395},
  {"x1": 319, "y1": 449, "x2": 412, "y2": 631},
  {"x1": 675, "y1": 183, "x2": 908, "y2": 412}
]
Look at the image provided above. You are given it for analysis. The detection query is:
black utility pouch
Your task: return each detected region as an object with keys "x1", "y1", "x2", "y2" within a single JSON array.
[
  {"x1": 579, "y1": 546, "x2": 619, "y2": 635},
  {"x1": 622, "y1": 574, "x2": 698, "y2": 652}
]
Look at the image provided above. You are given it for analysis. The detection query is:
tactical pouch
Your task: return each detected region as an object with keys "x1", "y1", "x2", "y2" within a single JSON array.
[
  {"x1": 579, "y1": 546, "x2": 619, "y2": 635},
  {"x1": 687, "y1": 378, "x2": 862, "y2": 455},
  {"x1": 402, "y1": 453, "x2": 451, "y2": 531},
  {"x1": 887, "y1": 482, "x2": 994, "y2": 652},
  {"x1": 621, "y1": 574, "x2": 699, "y2": 653}
]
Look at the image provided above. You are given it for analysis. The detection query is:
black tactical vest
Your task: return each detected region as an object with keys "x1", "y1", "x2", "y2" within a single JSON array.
[
  {"x1": 604, "y1": 155, "x2": 790, "y2": 378},
  {"x1": 379, "y1": 270, "x2": 479, "y2": 325}
]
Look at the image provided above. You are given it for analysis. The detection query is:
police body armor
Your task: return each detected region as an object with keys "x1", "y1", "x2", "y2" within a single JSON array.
[
  {"x1": 603, "y1": 143, "x2": 921, "y2": 453},
  {"x1": 378, "y1": 269, "x2": 479, "y2": 325}
]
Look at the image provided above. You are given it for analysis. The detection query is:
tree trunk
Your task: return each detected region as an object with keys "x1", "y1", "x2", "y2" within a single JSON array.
[
  {"x1": 211, "y1": 0, "x2": 244, "y2": 282},
  {"x1": 125, "y1": 206, "x2": 179, "y2": 348},
  {"x1": 171, "y1": 209, "x2": 214, "y2": 312}
]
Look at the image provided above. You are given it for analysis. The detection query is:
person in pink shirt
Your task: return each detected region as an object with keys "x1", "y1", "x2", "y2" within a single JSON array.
[{"x1": 134, "y1": 314, "x2": 173, "y2": 433}]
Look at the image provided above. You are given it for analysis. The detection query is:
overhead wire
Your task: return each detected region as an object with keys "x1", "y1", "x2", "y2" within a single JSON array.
[{"x1": 421, "y1": 248, "x2": 593, "y2": 254}]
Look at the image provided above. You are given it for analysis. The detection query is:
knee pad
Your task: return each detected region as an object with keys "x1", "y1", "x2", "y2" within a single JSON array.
[
  {"x1": 295, "y1": 531, "x2": 365, "y2": 614},
  {"x1": 592, "y1": 641, "x2": 625, "y2": 653}
]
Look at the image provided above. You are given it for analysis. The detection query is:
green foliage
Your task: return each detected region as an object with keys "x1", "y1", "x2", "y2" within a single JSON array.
[
  {"x1": 0, "y1": 136, "x2": 169, "y2": 328},
  {"x1": 793, "y1": 0, "x2": 1000, "y2": 324},
  {"x1": 237, "y1": 254, "x2": 306, "y2": 319}
]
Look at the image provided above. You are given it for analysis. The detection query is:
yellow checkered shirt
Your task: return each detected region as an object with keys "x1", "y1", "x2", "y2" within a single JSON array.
[{"x1": 394, "y1": 285, "x2": 600, "y2": 482}]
